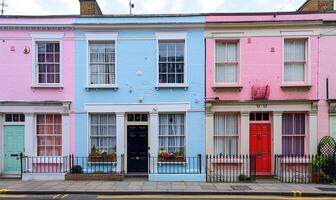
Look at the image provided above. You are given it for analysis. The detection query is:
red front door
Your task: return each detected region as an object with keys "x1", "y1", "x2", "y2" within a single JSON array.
[{"x1": 249, "y1": 123, "x2": 272, "y2": 175}]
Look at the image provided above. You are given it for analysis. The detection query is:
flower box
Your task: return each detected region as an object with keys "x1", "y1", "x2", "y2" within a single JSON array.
[
  {"x1": 158, "y1": 156, "x2": 185, "y2": 162},
  {"x1": 88, "y1": 155, "x2": 116, "y2": 163}
]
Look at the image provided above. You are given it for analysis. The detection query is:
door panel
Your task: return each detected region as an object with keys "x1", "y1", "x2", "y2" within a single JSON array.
[
  {"x1": 127, "y1": 125, "x2": 148, "y2": 173},
  {"x1": 249, "y1": 123, "x2": 272, "y2": 175},
  {"x1": 4, "y1": 125, "x2": 24, "y2": 174}
]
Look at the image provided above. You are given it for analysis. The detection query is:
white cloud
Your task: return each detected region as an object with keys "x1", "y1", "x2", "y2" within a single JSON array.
[{"x1": 2, "y1": 0, "x2": 309, "y2": 15}]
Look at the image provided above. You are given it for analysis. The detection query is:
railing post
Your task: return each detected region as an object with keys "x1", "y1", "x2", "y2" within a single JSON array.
[
  {"x1": 198, "y1": 154, "x2": 202, "y2": 174},
  {"x1": 20, "y1": 153, "x2": 23, "y2": 180}
]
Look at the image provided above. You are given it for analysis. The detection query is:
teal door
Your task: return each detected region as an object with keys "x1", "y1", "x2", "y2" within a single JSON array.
[{"x1": 3, "y1": 125, "x2": 24, "y2": 174}]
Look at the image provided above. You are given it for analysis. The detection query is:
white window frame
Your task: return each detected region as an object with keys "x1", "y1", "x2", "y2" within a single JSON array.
[
  {"x1": 213, "y1": 39, "x2": 241, "y2": 86},
  {"x1": 213, "y1": 113, "x2": 239, "y2": 156},
  {"x1": 281, "y1": 112, "x2": 307, "y2": 156},
  {"x1": 87, "y1": 113, "x2": 117, "y2": 156},
  {"x1": 213, "y1": 39, "x2": 242, "y2": 88},
  {"x1": 35, "y1": 113, "x2": 62, "y2": 157},
  {"x1": 156, "y1": 32, "x2": 188, "y2": 88},
  {"x1": 282, "y1": 36, "x2": 311, "y2": 86},
  {"x1": 85, "y1": 33, "x2": 118, "y2": 89},
  {"x1": 31, "y1": 33, "x2": 64, "y2": 88},
  {"x1": 158, "y1": 113, "x2": 187, "y2": 156}
]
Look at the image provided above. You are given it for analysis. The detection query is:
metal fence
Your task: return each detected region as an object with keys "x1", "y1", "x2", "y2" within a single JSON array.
[
  {"x1": 274, "y1": 154, "x2": 336, "y2": 184},
  {"x1": 21, "y1": 154, "x2": 124, "y2": 175},
  {"x1": 149, "y1": 155, "x2": 202, "y2": 174},
  {"x1": 206, "y1": 154, "x2": 256, "y2": 183}
]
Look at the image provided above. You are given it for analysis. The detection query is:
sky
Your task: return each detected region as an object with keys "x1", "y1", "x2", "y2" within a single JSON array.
[{"x1": 2, "y1": 0, "x2": 313, "y2": 16}]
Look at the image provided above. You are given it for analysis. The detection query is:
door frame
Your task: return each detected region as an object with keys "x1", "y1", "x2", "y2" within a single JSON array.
[
  {"x1": 124, "y1": 113, "x2": 150, "y2": 174},
  {"x1": 1, "y1": 115, "x2": 25, "y2": 175},
  {"x1": 249, "y1": 112, "x2": 273, "y2": 175}
]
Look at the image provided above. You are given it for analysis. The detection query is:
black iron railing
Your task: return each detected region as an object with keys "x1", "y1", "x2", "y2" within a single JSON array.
[
  {"x1": 274, "y1": 154, "x2": 336, "y2": 184},
  {"x1": 20, "y1": 154, "x2": 124, "y2": 175},
  {"x1": 206, "y1": 154, "x2": 256, "y2": 183},
  {"x1": 149, "y1": 155, "x2": 202, "y2": 174}
]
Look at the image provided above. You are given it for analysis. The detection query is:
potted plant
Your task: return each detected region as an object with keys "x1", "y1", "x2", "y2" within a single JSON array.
[
  {"x1": 174, "y1": 149, "x2": 185, "y2": 162},
  {"x1": 158, "y1": 148, "x2": 185, "y2": 162},
  {"x1": 88, "y1": 146, "x2": 117, "y2": 162}
]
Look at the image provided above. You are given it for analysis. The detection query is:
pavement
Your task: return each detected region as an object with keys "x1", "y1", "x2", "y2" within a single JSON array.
[{"x1": 0, "y1": 178, "x2": 336, "y2": 198}]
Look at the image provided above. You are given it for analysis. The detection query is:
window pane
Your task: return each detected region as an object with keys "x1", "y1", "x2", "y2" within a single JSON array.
[
  {"x1": 158, "y1": 41, "x2": 185, "y2": 84},
  {"x1": 216, "y1": 64, "x2": 237, "y2": 83},
  {"x1": 215, "y1": 42, "x2": 226, "y2": 62},
  {"x1": 284, "y1": 41, "x2": 293, "y2": 61},
  {"x1": 227, "y1": 43, "x2": 237, "y2": 62},
  {"x1": 294, "y1": 40, "x2": 305, "y2": 61}
]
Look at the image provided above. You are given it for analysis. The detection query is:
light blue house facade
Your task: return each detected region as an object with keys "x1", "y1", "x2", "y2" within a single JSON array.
[{"x1": 74, "y1": 16, "x2": 205, "y2": 181}]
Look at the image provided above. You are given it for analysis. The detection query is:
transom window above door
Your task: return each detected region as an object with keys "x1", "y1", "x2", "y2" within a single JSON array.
[
  {"x1": 5, "y1": 114, "x2": 25, "y2": 122},
  {"x1": 215, "y1": 40, "x2": 239, "y2": 84},
  {"x1": 284, "y1": 38, "x2": 307, "y2": 83},
  {"x1": 36, "y1": 42, "x2": 60, "y2": 84},
  {"x1": 249, "y1": 112, "x2": 270, "y2": 121},
  {"x1": 89, "y1": 41, "x2": 116, "y2": 86},
  {"x1": 158, "y1": 40, "x2": 185, "y2": 85},
  {"x1": 127, "y1": 113, "x2": 148, "y2": 122}
]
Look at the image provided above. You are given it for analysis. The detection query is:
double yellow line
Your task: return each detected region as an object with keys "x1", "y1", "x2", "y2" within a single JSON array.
[
  {"x1": 52, "y1": 194, "x2": 69, "y2": 199},
  {"x1": 292, "y1": 190, "x2": 303, "y2": 197}
]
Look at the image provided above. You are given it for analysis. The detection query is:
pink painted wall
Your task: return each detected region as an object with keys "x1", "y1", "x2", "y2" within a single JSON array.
[
  {"x1": 318, "y1": 36, "x2": 336, "y2": 140},
  {"x1": 0, "y1": 18, "x2": 75, "y2": 153},
  {"x1": 206, "y1": 37, "x2": 318, "y2": 101}
]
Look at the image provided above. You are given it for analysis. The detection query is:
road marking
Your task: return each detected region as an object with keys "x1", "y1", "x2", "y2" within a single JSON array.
[
  {"x1": 0, "y1": 189, "x2": 9, "y2": 194},
  {"x1": 53, "y1": 194, "x2": 61, "y2": 199},
  {"x1": 97, "y1": 195, "x2": 336, "y2": 199},
  {"x1": 0, "y1": 194, "x2": 27, "y2": 198},
  {"x1": 292, "y1": 190, "x2": 303, "y2": 197},
  {"x1": 60, "y1": 194, "x2": 69, "y2": 199}
]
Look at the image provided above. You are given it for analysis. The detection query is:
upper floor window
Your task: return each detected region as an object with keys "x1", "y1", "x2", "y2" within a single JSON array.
[
  {"x1": 215, "y1": 41, "x2": 239, "y2": 84},
  {"x1": 158, "y1": 41, "x2": 185, "y2": 84},
  {"x1": 284, "y1": 39, "x2": 307, "y2": 83},
  {"x1": 89, "y1": 41, "x2": 116, "y2": 85},
  {"x1": 36, "y1": 42, "x2": 60, "y2": 84}
]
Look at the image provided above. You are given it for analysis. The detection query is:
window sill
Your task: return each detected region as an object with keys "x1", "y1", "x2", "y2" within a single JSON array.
[
  {"x1": 158, "y1": 161, "x2": 187, "y2": 165},
  {"x1": 31, "y1": 85, "x2": 63, "y2": 89},
  {"x1": 281, "y1": 84, "x2": 312, "y2": 90},
  {"x1": 155, "y1": 84, "x2": 188, "y2": 91},
  {"x1": 212, "y1": 84, "x2": 242, "y2": 91},
  {"x1": 85, "y1": 85, "x2": 119, "y2": 90}
]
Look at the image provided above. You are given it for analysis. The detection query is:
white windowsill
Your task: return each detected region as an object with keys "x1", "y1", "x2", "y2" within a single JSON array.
[
  {"x1": 158, "y1": 161, "x2": 187, "y2": 165},
  {"x1": 155, "y1": 84, "x2": 188, "y2": 90},
  {"x1": 31, "y1": 84, "x2": 63, "y2": 89},
  {"x1": 85, "y1": 85, "x2": 119, "y2": 90},
  {"x1": 281, "y1": 83, "x2": 312, "y2": 90},
  {"x1": 212, "y1": 83, "x2": 242, "y2": 88}
]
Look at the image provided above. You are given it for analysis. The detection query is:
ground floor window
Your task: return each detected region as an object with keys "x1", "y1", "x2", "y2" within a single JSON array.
[
  {"x1": 37, "y1": 114, "x2": 62, "y2": 156},
  {"x1": 90, "y1": 114, "x2": 116, "y2": 154},
  {"x1": 159, "y1": 114, "x2": 185, "y2": 155},
  {"x1": 214, "y1": 113, "x2": 238, "y2": 155},
  {"x1": 282, "y1": 113, "x2": 306, "y2": 155}
]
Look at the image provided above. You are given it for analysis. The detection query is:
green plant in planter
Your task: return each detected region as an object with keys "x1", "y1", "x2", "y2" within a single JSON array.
[
  {"x1": 70, "y1": 165, "x2": 83, "y2": 174},
  {"x1": 238, "y1": 174, "x2": 251, "y2": 182},
  {"x1": 101, "y1": 151, "x2": 108, "y2": 157},
  {"x1": 90, "y1": 145, "x2": 100, "y2": 156},
  {"x1": 174, "y1": 149, "x2": 184, "y2": 157}
]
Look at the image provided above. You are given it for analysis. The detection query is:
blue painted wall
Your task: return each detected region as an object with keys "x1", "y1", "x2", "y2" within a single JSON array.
[{"x1": 74, "y1": 16, "x2": 205, "y2": 165}]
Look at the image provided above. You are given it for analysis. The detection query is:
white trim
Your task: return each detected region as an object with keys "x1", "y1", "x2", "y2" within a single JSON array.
[
  {"x1": 211, "y1": 32, "x2": 245, "y2": 38},
  {"x1": 156, "y1": 32, "x2": 188, "y2": 87},
  {"x1": 31, "y1": 35, "x2": 63, "y2": 87},
  {"x1": 85, "y1": 32, "x2": 118, "y2": 88},
  {"x1": 282, "y1": 36, "x2": 311, "y2": 85},
  {"x1": 85, "y1": 32, "x2": 118, "y2": 41},
  {"x1": 84, "y1": 103, "x2": 191, "y2": 113},
  {"x1": 280, "y1": 30, "x2": 315, "y2": 36},
  {"x1": 30, "y1": 33, "x2": 64, "y2": 40},
  {"x1": 155, "y1": 32, "x2": 187, "y2": 40}
]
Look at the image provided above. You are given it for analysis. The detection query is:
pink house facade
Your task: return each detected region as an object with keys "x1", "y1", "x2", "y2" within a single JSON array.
[
  {"x1": 0, "y1": 17, "x2": 75, "y2": 179},
  {"x1": 205, "y1": 13, "x2": 336, "y2": 175}
]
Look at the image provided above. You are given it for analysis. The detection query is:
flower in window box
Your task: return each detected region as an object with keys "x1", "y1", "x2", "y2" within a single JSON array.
[{"x1": 88, "y1": 146, "x2": 116, "y2": 163}]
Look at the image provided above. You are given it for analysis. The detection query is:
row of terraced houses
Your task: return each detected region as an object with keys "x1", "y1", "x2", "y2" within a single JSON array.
[{"x1": 1, "y1": 0, "x2": 336, "y2": 182}]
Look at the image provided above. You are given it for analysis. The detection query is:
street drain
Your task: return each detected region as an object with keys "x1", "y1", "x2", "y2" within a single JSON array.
[
  {"x1": 230, "y1": 185, "x2": 251, "y2": 190},
  {"x1": 316, "y1": 187, "x2": 336, "y2": 191}
]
